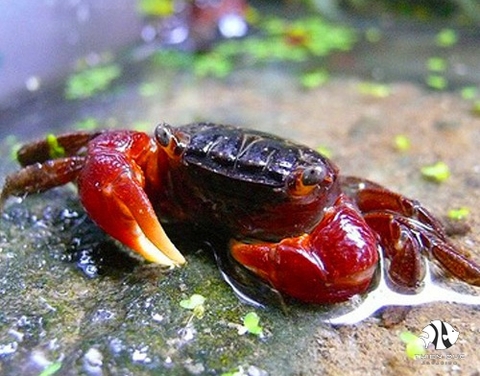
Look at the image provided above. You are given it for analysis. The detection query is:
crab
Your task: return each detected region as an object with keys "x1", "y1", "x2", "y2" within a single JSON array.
[{"x1": 1, "y1": 122, "x2": 480, "y2": 303}]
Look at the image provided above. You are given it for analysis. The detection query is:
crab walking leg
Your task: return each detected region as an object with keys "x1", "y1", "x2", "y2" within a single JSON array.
[
  {"x1": 78, "y1": 151, "x2": 185, "y2": 266},
  {"x1": 341, "y1": 176, "x2": 480, "y2": 288},
  {"x1": 0, "y1": 157, "x2": 86, "y2": 208},
  {"x1": 16, "y1": 132, "x2": 102, "y2": 167}
]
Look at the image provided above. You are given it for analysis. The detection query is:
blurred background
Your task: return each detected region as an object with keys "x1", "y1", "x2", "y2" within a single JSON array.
[{"x1": 1, "y1": 0, "x2": 480, "y2": 106}]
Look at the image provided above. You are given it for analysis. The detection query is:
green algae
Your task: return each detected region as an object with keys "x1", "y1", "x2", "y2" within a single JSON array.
[
  {"x1": 65, "y1": 65, "x2": 121, "y2": 100},
  {"x1": 151, "y1": 15, "x2": 355, "y2": 84},
  {"x1": 0, "y1": 190, "x2": 333, "y2": 375}
]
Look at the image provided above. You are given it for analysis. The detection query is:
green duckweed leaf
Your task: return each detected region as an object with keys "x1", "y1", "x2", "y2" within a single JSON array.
[
  {"x1": 357, "y1": 82, "x2": 391, "y2": 98},
  {"x1": 426, "y1": 57, "x2": 447, "y2": 72},
  {"x1": 180, "y1": 294, "x2": 206, "y2": 310},
  {"x1": 420, "y1": 161, "x2": 450, "y2": 183},
  {"x1": 301, "y1": 70, "x2": 329, "y2": 89},
  {"x1": 426, "y1": 74, "x2": 447, "y2": 90},
  {"x1": 38, "y1": 361, "x2": 62, "y2": 376},
  {"x1": 242, "y1": 312, "x2": 263, "y2": 336},
  {"x1": 461, "y1": 86, "x2": 477, "y2": 100},
  {"x1": 46, "y1": 134, "x2": 66, "y2": 159},
  {"x1": 448, "y1": 207, "x2": 470, "y2": 220},
  {"x1": 400, "y1": 331, "x2": 426, "y2": 359},
  {"x1": 436, "y1": 28, "x2": 458, "y2": 47},
  {"x1": 393, "y1": 134, "x2": 411, "y2": 152}
]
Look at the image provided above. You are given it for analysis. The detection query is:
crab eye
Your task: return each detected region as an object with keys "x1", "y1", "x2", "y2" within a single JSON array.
[
  {"x1": 155, "y1": 123, "x2": 173, "y2": 147},
  {"x1": 301, "y1": 166, "x2": 326, "y2": 186}
]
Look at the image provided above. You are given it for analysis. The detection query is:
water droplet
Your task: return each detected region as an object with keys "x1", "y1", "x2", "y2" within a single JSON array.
[
  {"x1": 151, "y1": 313, "x2": 164, "y2": 322},
  {"x1": 141, "y1": 25, "x2": 157, "y2": 42},
  {"x1": 0, "y1": 342, "x2": 17, "y2": 356},
  {"x1": 132, "y1": 346, "x2": 151, "y2": 363},
  {"x1": 25, "y1": 76, "x2": 41, "y2": 91},
  {"x1": 166, "y1": 25, "x2": 189, "y2": 44},
  {"x1": 109, "y1": 338, "x2": 124, "y2": 355},
  {"x1": 83, "y1": 347, "x2": 103, "y2": 376},
  {"x1": 218, "y1": 13, "x2": 247, "y2": 38}
]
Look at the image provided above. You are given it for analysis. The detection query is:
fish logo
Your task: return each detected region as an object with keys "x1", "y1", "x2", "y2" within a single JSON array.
[{"x1": 419, "y1": 320, "x2": 459, "y2": 350}]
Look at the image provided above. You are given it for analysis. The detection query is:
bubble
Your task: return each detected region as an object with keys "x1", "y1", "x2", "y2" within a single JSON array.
[
  {"x1": 218, "y1": 14, "x2": 247, "y2": 38},
  {"x1": 25, "y1": 76, "x2": 41, "y2": 92}
]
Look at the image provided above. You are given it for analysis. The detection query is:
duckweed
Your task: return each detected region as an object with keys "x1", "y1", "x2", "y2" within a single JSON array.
[
  {"x1": 150, "y1": 15, "x2": 355, "y2": 82},
  {"x1": 426, "y1": 74, "x2": 447, "y2": 90},
  {"x1": 180, "y1": 293, "x2": 206, "y2": 318},
  {"x1": 420, "y1": 161, "x2": 451, "y2": 182},
  {"x1": 426, "y1": 57, "x2": 447, "y2": 72},
  {"x1": 221, "y1": 366, "x2": 248, "y2": 376},
  {"x1": 448, "y1": 207, "x2": 470, "y2": 220},
  {"x1": 301, "y1": 70, "x2": 329, "y2": 89},
  {"x1": 461, "y1": 86, "x2": 477, "y2": 100},
  {"x1": 65, "y1": 65, "x2": 121, "y2": 100},
  {"x1": 400, "y1": 331, "x2": 426, "y2": 359},
  {"x1": 357, "y1": 82, "x2": 391, "y2": 98},
  {"x1": 46, "y1": 134, "x2": 66, "y2": 159},
  {"x1": 436, "y1": 28, "x2": 458, "y2": 47},
  {"x1": 240, "y1": 312, "x2": 263, "y2": 336},
  {"x1": 180, "y1": 293, "x2": 206, "y2": 310},
  {"x1": 38, "y1": 361, "x2": 63, "y2": 376},
  {"x1": 393, "y1": 134, "x2": 411, "y2": 152},
  {"x1": 137, "y1": 0, "x2": 174, "y2": 16}
]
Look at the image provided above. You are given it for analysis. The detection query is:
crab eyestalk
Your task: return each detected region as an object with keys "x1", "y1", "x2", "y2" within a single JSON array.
[
  {"x1": 154, "y1": 122, "x2": 190, "y2": 159},
  {"x1": 288, "y1": 165, "x2": 333, "y2": 197}
]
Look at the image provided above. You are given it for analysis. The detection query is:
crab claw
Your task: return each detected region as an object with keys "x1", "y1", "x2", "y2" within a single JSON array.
[
  {"x1": 77, "y1": 133, "x2": 185, "y2": 266},
  {"x1": 230, "y1": 194, "x2": 379, "y2": 303}
]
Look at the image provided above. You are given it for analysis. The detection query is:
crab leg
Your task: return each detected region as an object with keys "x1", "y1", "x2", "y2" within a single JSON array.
[
  {"x1": 341, "y1": 176, "x2": 480, "y2": 288},
  {"x1": 16, "y1": 132, "x2": 102, "y2": 167},
  {"x1": 0, "y1": 157, "x2": 86, "y2": 208},
  {"x1": 1, "y1": 132, "x2": 100, "y2": 206}
]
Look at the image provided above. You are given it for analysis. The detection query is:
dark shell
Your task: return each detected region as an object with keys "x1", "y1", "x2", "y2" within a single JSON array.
[
  {"x1": 154, "y1": 123, "x2": 340, "y2": 240},
  {"x1": 179, "y1": 122, "x2": 332, "y2": 187}
]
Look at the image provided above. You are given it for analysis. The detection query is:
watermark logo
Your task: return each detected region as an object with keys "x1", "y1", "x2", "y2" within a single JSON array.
[
  {"x1": 419, "y1": 320, "x2": 459, "y2": 350},
  {"x1": 407, "y1": 320, "x2": 466, "y2": 366}
]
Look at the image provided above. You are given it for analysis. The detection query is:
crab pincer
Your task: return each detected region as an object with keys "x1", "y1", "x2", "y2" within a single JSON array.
[
  {"x1": 1, "y1": 130, "x2": 185, "y2": 267},
  {"x1": 230, "y1": 193, "x2": 379, "y2": 303},
  {"x1": 77, "y1": 131, "x2": 185, "y2": 266}
]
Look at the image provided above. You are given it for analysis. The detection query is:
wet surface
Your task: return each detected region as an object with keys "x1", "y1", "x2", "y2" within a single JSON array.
[
  {"x1": 0, "y1": 0, "x2": 141, "y2": 104},
  {"x1": 2, "y1": 7, "x2": 480, "y2": 376}
]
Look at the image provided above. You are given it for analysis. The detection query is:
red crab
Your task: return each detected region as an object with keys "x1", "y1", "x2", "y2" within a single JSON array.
[{"x1": 1, "y1": 123, "x2": 480, "y2": 303}]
